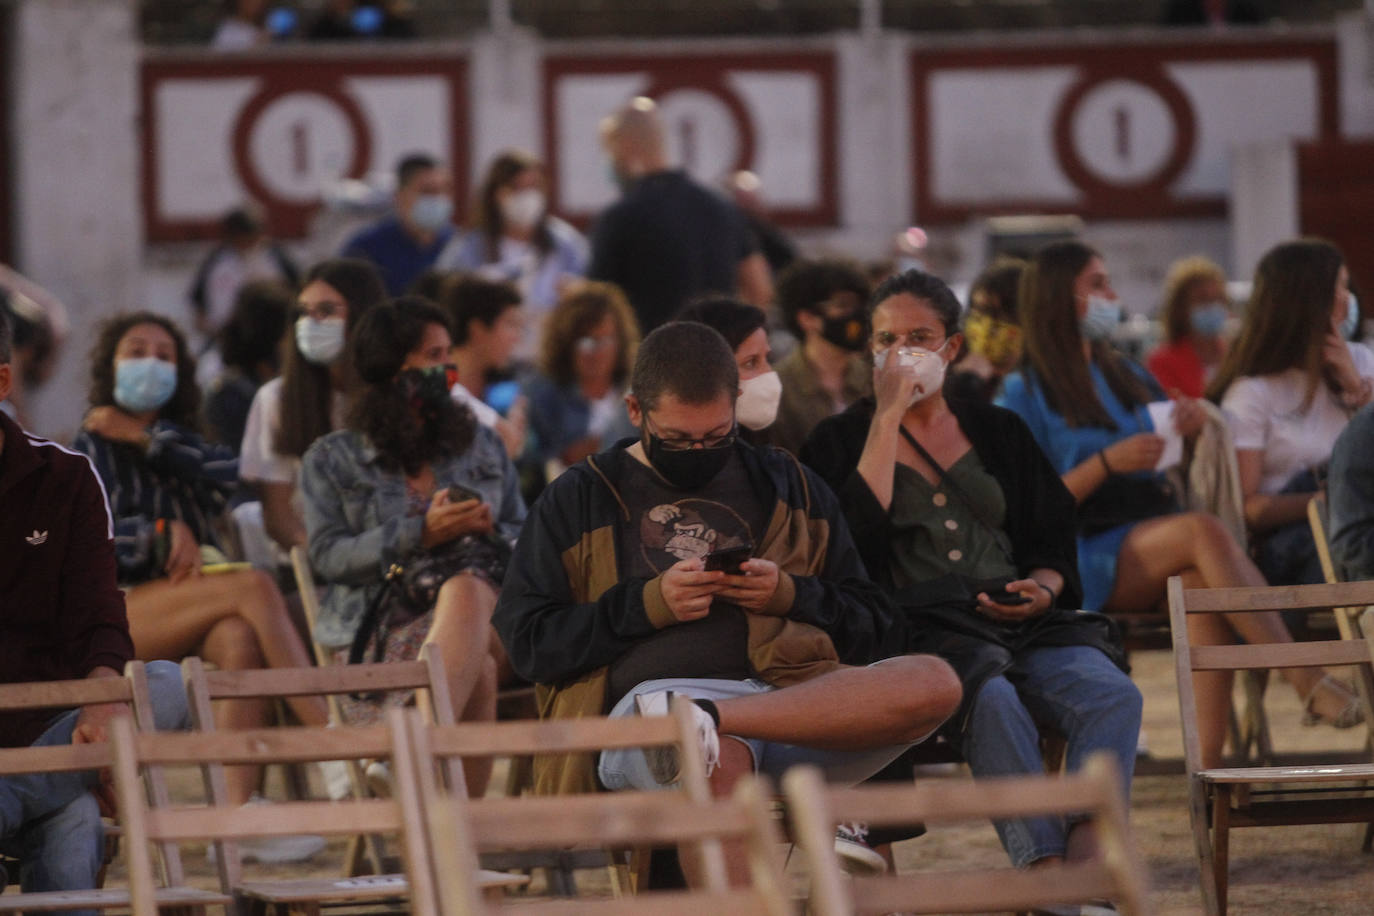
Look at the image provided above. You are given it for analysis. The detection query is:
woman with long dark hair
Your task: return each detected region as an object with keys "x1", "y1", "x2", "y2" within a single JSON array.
[
  {"x1": 995, "y1": 240, "x2": 1360, "y2": 767},
  {"x1": 73, "y1": 311, "x2": 328, "y2": 838},
  {"x1": 301, "y1": 297, "x2": 526, "y2": 796},
  {"x1": 239, "y1": 258, "x2": 386, "y2": 553},
  {"x1": 436, "y1": 149, "x2": 587, "y2": 362},
  {"x1": 1209, "y1": 238, "x2": 1373, "y2": 585}
]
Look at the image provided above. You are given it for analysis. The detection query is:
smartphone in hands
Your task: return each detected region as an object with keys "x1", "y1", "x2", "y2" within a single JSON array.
[
  {"x1": 703, "y1": 543, "x2": 753, "y2": 575},
  {"x1": 447, "y1": 484, "x2": 482, "y2": 504}
]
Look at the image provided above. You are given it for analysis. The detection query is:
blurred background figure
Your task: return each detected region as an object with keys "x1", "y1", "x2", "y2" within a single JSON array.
[
  {"x1": 307, "y1": 0, "x2": 417, "y2": 40},
  {"x1": 211, "y1": 0, "x2": 269, "y2": 48},
  {"x1": 437, "y1": 150, "x2": 587, "y2": 363},
  {"x1": 590, "y1": 96, "x2": 772, "y2": 331},
  {"x1": 0, "y1": 266, "x2": 69, "y2": 428},
  {"x1": 343, "y1": 153, "x2": 455, "y2": 296},
  {"x1": 1147, "y1": 255, "x2": 1232, "y2": 399},
  {"x1": 1162, "y1": 0, "x2": 1265, "y2": 26},
  {"x1": 526, "y1": 281, "x2": 640, "y2": 489},
  {"x1": 771, "y1": 258, "x2": 872, "y2": 455},
  {"x1": 188, "y1": 204, "x2": 299, "y2": 350},
  {"x1": 202, "y1": 279, "x2": 291, "y2": 455},
  {"x1": 948, "y1": 256, "x2": 1026, "y2": 403},
  {"x1": 440, "y1": 274, "x2": 530, "y2": 458},
  {"x1": 676, "y1": 296, "x2": 780, "y2": 446},
  {"x1": 726, "y1": 169, "x2": 797, "y2": 276}
]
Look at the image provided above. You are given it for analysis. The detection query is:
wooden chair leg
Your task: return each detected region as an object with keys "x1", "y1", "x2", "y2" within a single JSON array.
[
  {"x1": 1212, "y1": 785, "x2": 1232, "y2": 916},
  {"x1": 1188, "y1": 779, "x2": 1221, "y2": 916}
]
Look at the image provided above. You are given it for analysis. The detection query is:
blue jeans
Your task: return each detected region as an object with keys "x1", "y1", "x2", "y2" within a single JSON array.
[
  {"x1": 961, "y1": 644, "x2": 1141, "y2": 867},
  {"x1": 0, "y1": 661, "x2": 189, "y2": 915},
  {"x1": 598, "y1": 677, "x2": 916, "y2": 791}
]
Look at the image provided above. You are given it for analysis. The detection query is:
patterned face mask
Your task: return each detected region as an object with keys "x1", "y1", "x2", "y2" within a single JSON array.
[{"x1": 963, "y1": 313, "x2": 1023, "y2": 369}]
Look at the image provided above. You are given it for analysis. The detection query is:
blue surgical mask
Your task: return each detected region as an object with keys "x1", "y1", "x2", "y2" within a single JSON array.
[
  {"x1": 113, "y1": 357, "x2": 178, "y2": 413},
  {"x1": 1079, "y1": 296, "x2": 1122, "y2": 342},
  {"x1": 295, "y1": 316, "x2": 346, "y2": 365},
  {"x1": 1340, "y1": 294, "x2": 1360, "y2": 340},
  {"x1": 1189, "y1": 302, "x2": 1229, "y2": 338},
  {"x1": 410, "y1": 194, "x2": 452, "y2": 233}
]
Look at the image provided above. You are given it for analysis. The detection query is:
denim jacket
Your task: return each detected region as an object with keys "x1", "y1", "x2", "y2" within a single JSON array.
[{"x1": 300, "y1": 423, "x2": 526, "y2": 648}]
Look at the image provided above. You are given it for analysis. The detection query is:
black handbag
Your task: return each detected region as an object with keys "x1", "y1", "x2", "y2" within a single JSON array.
[{"x1": 1076, "y1": 474, "x2": 1180, "y2": 537}]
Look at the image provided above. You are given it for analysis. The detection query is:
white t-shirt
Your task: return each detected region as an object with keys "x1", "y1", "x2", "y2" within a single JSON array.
[
  {"x1": 451, "y1": 382, "x2": 501, "y2": 430},
  {"x1": 1221, "y1": 342, "x2": 1374, "y2": 494},
  {"x1": 239, "y1": 377, "x2": 347, "y2": 488}
]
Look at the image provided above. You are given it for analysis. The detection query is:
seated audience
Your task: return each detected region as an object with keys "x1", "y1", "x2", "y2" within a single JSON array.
[
  {"x1": 1329, "y1": 403, "x2": 1374, "y2": 580},
  {"x1": 342, "y1": 153, "x2": 455, "y2": 296},
  {"x1": 188, "y1": 205, "x2": 298, "y2": 342},
  {"x1": 1146, "y1": 255, "x2": 1232, "y2": 399},
  {"x1": 525, "y1": 281, "x2": 640, "y2": 475},
  {"x1": 772, "y1": 258, "x2": 873, "y2": 454},
  {"x1": 440, "y1": 274, "x2": 529, "y2": 458},
  {"x1": 203, "y1": 279, "x2": 290, "y2": 454},
  {"x1": 676, "y1": 297, "x2": 780, "y2": 445},
  {"x1": 240, "y1": 259, "x2": 386, "y2": 554},
  {"x1": 72, "y1": 312, "x2": 329, "y2": 854},
  {"x1": 1209, "y1": 239, "x2": 1374, "y2": 587},
  {"x1": 947, "y1": 257, "x2": 1026, "y2": 403},
  {"x1": 301, "y1": 297, "x2": 525, "y2": 797},
  {"x1": 494, "y1": 321, "x2": 960, "y2": 882},
  {"x1": 436, "y1": 150, "x2": 588, "y2": 362},
  {"x1": 0, "y1": 308, "x2": 189, "y2": 902},
  {"x1": 996, "y1": 241, "x2": 1361, "y2": 768},
  {"x1": 802, "y1": 269, "x2": 1141, "y2": 870}
]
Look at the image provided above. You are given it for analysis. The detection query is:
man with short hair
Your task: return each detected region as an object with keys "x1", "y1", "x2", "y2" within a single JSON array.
[
  {"x1": 588, "y1": 98, "x2": 773, "y2": 332},
  {"x1": 0, "y1": 309, "x2": 189, "y2": 913},
  {"x1": 342, "y1": 152, "x2": 455, "y2": 296},
  {"x1": 494, "y1": 320, "x2": 960, "y2": 876}
]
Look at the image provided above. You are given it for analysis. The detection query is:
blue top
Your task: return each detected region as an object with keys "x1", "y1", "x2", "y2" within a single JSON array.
[
  {"x1": 435, "y1": 217, "x2": 588, "y2": 311},
  {"x1": 300, "y1": 423, "x2": 526, "y2": 648},
  {"x1": 524, "y1": 375, "x2": 637, "y2": 466},
  {"x1": 995, "y1": 360, "x2": 1164, "y2": 610},
  {"x1": 342, "y1": 216, "x2": 454, "y2": 297}
]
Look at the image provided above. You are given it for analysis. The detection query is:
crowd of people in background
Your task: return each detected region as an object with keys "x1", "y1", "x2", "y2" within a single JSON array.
[{"x1": 5, "y1": 90, "x2": 1374, "y2": 905}]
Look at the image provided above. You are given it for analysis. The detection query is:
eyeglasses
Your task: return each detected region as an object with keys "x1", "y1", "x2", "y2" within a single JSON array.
[
  {"x1": 645, "y1": 415, "x2": 737, "y2": 452},
  {"x1": 871, "y1": 329, "x2": 947, "y2": 351},
  {"x1": 293, "y1": 300, "x2": 347, "y2": 322},
  {"x1": 575, "y1": 335, "x2": 617, "y2": 354}
]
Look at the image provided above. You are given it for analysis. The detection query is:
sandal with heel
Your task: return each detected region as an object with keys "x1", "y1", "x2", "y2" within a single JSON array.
[{"x1": 1301, "y1": 675, "x2": 1364, "y2": 729}]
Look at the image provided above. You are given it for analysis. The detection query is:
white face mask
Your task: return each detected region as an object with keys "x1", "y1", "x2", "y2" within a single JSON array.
[
  {"x1": 736, "y1": 370, "x2": 782, "y2": 430},
  {"x1": 500, "y1": 188, "x2": 545, "y2": 230},
  {"x1": 295, "y1": 316, "x2": 346, "y2": 366},
  {"x1": 874, "y1": 341, "x2": 949, "y2": 407}
]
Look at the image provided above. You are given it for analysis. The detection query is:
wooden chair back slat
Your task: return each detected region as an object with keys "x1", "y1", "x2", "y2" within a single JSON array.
[
  {"x1": 784, "y1": 753, "x2": 1150, "y2": 916},
  {"x1": 462, "y1": 794, "x2": 756, "y2": 849},
  {"x1": 0, "y1": 677, "x2": 131, "y2": 709},
  {"x1": 425, "y1": 713, "x2": 685, "y2": 757},
  {"x1": 1180, "y1": 581, "x2": 1374, "y2": 613},
  {"x1": 110, "y1": 711, "x2": 436, "y2": 916},
  {"x1": 1189, "y1": 640, "x2": 1371, "y2": 671}
]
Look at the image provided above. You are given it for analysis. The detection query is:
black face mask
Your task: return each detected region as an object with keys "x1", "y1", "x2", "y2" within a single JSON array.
[
  {"x1": 395, "y1": 364, "x2": 457, "y2": 421},
  {"x1": 817, "y1": 311, "x2": 868, "y2": 352},
  {"x1": 643, "y1": 429, "x2": 735, "y2": 490}
]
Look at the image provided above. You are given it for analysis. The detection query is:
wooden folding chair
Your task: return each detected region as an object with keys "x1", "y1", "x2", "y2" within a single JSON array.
[
  {"x1": 1309, "y1": 494, "x2": 1374, "y2": 723},
  {"x1": 0, "y1": 662, "x2": 227, "y2": 913},
  {"x1": 783, "y1": 752, "x2": 1147, "y2": 916},
  {"x1": 110, "y1": 709, "x2": 436, "y2": 916},
  {"x1": 181, "y1": 647, "x2": 456, "y2": 901},
  {"x1": 1168, "y1": 576, "x2": 1374, "y2": 915},
  {"x1": 404, "y1": 704, "x2": 791, "y2": 915}
]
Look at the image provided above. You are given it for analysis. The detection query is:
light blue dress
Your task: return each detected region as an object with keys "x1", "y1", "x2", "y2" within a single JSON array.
[{"x1": 996, "y1": 361, "x2": 1165, "y2": 610}]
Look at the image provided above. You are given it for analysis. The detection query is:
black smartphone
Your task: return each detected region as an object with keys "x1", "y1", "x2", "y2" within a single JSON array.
[
  {"x1": 703, "y1": 543, "x2": 753, "y2": 575},
  {"x1": 446, "y1": 484, "x2": 482, "y2": 504},
  {"x1": 983, "y1": 587, "x2": 1032, "y2": 606}
]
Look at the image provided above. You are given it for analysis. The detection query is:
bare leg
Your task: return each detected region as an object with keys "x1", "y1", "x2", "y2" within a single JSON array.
[
  {"x1": 459, "y1": 655, "x2": 497, "y2": 798},
  {"x1": 1107, "y1": 513, "x2": 1341, "y2": 767},
  {"x1": 425, "y1": 573, "x2": 498, "y2": 716},
  {"x1": 677, "y1": 738, "x2": 754, "y2": 887},
  {"x1": 713, "y1": 655, "x2": 961, "y2": 749},
  {"x1": 126, "y1": 570, "x2": 328, "y2": 727},
  {"x1": 199, "y1": 615, "x2": 270, "y2": 806}
]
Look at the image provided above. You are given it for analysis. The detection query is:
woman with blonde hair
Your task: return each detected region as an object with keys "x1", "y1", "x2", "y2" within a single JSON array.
[
  {"x1": 525, "y1": 281, "x2": 641, "y2": 476},
  {"x1": 1146, "y1": 255, "x2": 1232, "y2": 398}
]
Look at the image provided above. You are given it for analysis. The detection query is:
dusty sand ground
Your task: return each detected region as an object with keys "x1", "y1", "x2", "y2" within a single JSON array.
[{"x1": 104, "y1": 647, "x2": 1374, "y2": 914}]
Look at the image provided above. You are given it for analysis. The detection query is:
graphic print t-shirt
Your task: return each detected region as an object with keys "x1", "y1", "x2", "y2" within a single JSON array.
[{"x1": 604, "y1": 449, "x2": 773, "y2": 709}]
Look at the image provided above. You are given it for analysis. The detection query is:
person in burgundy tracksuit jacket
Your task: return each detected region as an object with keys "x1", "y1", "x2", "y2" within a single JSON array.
[{"x1": 0, "y1": 310, "x2": 186, "y2": 912}]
